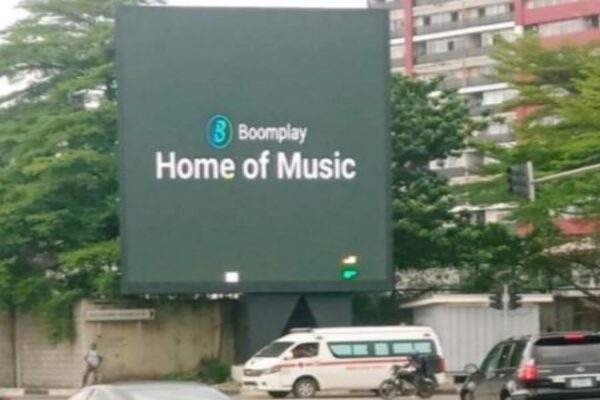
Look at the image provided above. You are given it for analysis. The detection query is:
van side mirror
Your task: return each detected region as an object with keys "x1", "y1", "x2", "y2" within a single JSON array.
[
  {"x1": 464, "y1": 364, "x2": 479, "y2": 374},
  {"x1": 283, "y1": 353, "x2": 292, "y2": 361}
]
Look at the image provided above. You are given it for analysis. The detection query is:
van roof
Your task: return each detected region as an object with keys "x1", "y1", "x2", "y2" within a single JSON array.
[
  {"x1": 289, "y1": 326, "x2": 434, "y2": 335},
  {"x1": 277, "y1": 326, "x2": 436, "y2": 342}
]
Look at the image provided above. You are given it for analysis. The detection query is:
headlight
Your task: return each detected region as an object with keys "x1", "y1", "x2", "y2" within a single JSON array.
[{"x1": 263, "y1": 366, "x2": 282, "y2": 375}]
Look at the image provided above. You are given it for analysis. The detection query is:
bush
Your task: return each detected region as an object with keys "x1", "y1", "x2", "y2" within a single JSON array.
[
  {"x1": 197, "y1": 358, "x2": 231, "y2": 384},
  {"x1": 160, "y1": 372, "x2": 196, "y2": 381}
]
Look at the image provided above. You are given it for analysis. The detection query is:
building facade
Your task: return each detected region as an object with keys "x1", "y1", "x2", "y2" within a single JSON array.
[{"x1": 371, "y1": 0, "x2": 600, "y2": 180}]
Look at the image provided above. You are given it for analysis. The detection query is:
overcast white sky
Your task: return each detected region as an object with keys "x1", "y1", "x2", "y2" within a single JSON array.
[
  {"x1": 0, "y1": 0, "x2": 367, "y2": 94},
  {"x1": 0, "y1": 0, "x2": 368, "y2": 30}
]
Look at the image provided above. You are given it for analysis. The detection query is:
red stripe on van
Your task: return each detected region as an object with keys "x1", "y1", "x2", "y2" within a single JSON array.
[{"x1": 275, "y1": 357, "x2": 410, "y2": 369}]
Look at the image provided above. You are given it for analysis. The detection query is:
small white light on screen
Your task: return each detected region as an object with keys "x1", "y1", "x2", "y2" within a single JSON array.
[
  {"x1": 225, "y1": 271, "x2": 240, "y2": 283},
  {"x1": 342, "y1": 255, "x2": 358, "y2": 265}
]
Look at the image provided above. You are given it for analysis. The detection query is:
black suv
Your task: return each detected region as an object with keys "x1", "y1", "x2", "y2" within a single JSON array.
[{"x1": 460, "y1": 332, "x2": 600, "y2": 400}]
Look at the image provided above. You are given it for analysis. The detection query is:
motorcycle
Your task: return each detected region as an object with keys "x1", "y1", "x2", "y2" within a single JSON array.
[{"x1": 379, "y1": 358, "x2": 437, "y2": 399}]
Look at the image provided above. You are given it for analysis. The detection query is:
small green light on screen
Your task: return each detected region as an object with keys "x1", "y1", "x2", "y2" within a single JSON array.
[{"x1": 341, "y1": 268, "x2": 359, "y2": 281}]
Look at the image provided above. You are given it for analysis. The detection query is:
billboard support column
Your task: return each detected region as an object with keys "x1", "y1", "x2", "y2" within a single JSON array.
[{"x1": 236, "y1": 293, "x2": 352, "y2": 363}]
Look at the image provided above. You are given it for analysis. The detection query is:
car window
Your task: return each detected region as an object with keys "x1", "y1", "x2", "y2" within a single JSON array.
[
  {"x1": 255, "y1": 341, "x2": 294, "y2": 358},
  {"x1": 292, "y1": 342, "x2": 319, "y2": 359},
  {"x1": 480, "y1": 344, "x2": 503, "y2": 373},
  {"x1": 497, "y1": 343, "x2": 514, "y2": 369},
  {"x1": 532, "y1": 335, "x2": 600, "y2": 365},
  {"x1": 509, "y1": 341, "x2": 526, "y2": 368}
]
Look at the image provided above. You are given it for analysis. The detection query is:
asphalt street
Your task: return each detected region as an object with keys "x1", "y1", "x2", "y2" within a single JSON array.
[{"x1": 16, "y1": 393, "x2": 459, "y2": 400}]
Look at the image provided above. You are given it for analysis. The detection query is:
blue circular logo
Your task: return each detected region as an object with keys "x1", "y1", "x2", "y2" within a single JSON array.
[{"x1": 206, "y1": 114, "x2": 233, "y2": 149}]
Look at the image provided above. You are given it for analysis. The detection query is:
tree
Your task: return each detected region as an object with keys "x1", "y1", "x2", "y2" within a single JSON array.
[
  {"x1": 390, "y1": 75, "x2": 523, "y2": 290},
  {"x1": 0, "y1": 0, "x2": 158, "y2": 340},
  {"x1": 466, "y1": 36, "x2": 600, "y2": 307}
]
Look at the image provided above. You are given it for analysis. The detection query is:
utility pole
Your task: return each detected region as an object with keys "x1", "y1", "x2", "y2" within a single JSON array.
[
  {"x1": 534, "y1": 163, "x2": 600, "y2": 183},
  {"x1": 502, "y1": 284, "x2": 509, "y2": 339}
]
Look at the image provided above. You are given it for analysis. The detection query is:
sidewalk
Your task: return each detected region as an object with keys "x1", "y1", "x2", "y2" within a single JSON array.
[
  {"x1": 216, "y1": 381, "x2": 459, "y2": 396},
  {"x1": 0, "y1": 388, "x2": 78, "y2": 398}
]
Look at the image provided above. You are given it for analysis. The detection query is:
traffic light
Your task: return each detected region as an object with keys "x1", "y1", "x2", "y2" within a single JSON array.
[
  {"x1": 507, "y1": 161, "x2": 535, "y2": 201},
  {"x1": 508, "y1": 287, "x2": 523, "y2": 310},
  {"x1": 489, "y1": 291, "x2": 503, "y2": 310}
]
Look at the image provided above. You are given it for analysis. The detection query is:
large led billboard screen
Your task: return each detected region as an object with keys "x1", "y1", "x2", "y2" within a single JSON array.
[{"x1": 117, "y1": 6, "x2": 391, "y2": 293}]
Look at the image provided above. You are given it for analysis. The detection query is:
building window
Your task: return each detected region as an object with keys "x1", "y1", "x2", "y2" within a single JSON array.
[
  {"x1": 482, "y1": 89, "x2": 517, "y2": 106},
  {"x1": 484, "y1": 4, "x2": 511, "y2": 16},
  {"x1": 390, "y1": 10, "x2": 403, "y2": 33},
  {"x1": 482, "y1": 29, "x2": 514, "y2": 46},
  {"x1": 430, "y1": 12, "x2": 453, "y2": 25},
  {"x1": 426, "y1": 37, "x2": 462, "y2": 54},
  {"x1": 526, "y1": 0, "x2": 579, "y2": 9},
  {"x1": 487, "y1": 123, "x2": 510, "y2": 136},
  {"x1": 391, "y1": 44, "x2": 405, "y2": 60},
  {"x1": 536, "y1": 18, "x2": 593, "y2": 37}
]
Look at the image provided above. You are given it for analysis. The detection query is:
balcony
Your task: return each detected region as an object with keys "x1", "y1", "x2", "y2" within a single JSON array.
[
  {"x1": 369, "y1": 0, "x2": 402, "y2": 8},
  {"x1": 415, "y1": 14, "x2": 514, "y2": 36},
  {"x1": 391, "y1": 58, "x2": 405, "y2": 69},
  {"x1": 475, "y1": 132, "x2": 513, "y2": 143},
  {"x1": 390, "y1": 26, "x2": 404, "y2": 39},
  {"x1": 465, "y1": 76, "x2": 497, "y2": 87},
  {"x1": 469, "y1": 104, "x2": 494, "y2": 116},
  {"x1": 441, "y1": 76, "x2": 498, "y2": 90},
  {"x1": 416, "y1": 46, "x2": 491, "y2": 64},
  {"x1": 414, "y1": 0, "x2": 452, "y2": 6}
]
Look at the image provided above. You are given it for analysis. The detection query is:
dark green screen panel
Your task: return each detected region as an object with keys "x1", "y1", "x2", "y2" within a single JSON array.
[{"x1": 117, "y1": 6, "x2": 392, "y2": 293}]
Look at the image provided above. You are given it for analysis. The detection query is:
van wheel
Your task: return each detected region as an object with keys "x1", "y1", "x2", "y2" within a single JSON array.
[
  {"x1": 293, "y1": 377, "x2": 318, "y2": 398},
  {"x1": 268, "y1": 391, "x2": 290, "y2": 398}
]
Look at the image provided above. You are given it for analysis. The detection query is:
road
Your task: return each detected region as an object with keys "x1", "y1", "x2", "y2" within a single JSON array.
[
  {"x1": 18, "y1": 393, "x2": 458, "y2": 400},
  {"x1": 236, "y1": 394, "x2": 457, "y2": 400}
]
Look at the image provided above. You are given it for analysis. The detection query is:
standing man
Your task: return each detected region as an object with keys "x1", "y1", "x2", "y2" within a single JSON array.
[{"x1": 82, "y1": 343, "x2": 103, "y2": 386}]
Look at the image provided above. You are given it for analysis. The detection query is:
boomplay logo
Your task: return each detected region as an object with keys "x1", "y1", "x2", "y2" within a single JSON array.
[
  {"x1": 155, "y1": 114, "x2": 357, "y2": 181},
  {"x1": 206, "y1": 114, "x2": 233, "y2": 149}
]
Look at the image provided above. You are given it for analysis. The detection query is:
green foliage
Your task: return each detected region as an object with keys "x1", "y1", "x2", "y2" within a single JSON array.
[
  {"x1": 390, "y1": 75, "x2": 522, "y2": 287},
  {"x1": 0, "y1": 0, "x2": 158, "y2": 341},
  {"x1": 463, "y1": 35, "x2": 600, "y2": 300},
  {"x1": 451, "y1": 177, "x2": 512, "y2": 206},
  {"x1": 353, "y1": 293, "x2": 410, "y2": 325},
  {"x1": 159, "y1": 358, "x2": 231, "y2": 384},
  {"x1": 391, "y1": 75, "x2": 469, "y2": 270},
  {"x1": 196, "y1": 358, "x2": 231, "y2": 385},
  {"x1": 485, "y1": 36, "x2": 600, "y2": 214},
  {"x1": 159, "y1": 372, "x2": 197, "y2": 382}
]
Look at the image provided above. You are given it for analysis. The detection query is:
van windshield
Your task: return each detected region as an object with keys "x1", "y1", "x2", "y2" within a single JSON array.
[{"x1": 255, "y1": 341, "x2": 294, "y2": 358}]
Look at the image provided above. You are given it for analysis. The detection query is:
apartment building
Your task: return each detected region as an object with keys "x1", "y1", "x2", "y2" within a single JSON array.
[{"x1": 371, "y1": 0, "x2": 600, "y2": 180}]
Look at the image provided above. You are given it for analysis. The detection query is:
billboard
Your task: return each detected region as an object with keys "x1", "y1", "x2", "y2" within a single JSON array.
[{"x1": 117, "y1": 6, "x2": 391, "y2": 293}]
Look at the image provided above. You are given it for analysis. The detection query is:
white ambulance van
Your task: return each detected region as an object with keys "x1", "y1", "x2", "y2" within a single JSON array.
[{"x1": 242, "y1": 326, "x2": 446, "y2": 398}]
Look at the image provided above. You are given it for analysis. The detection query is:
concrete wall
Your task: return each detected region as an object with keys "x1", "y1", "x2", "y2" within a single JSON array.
[
  {"x1": 0, "y1": 299, "x2": 235, "y2": 388},
  {"x1": 0, "y1": 312, "x2": 15, "y2": 387},
  {"x1": 540, "y1": 297, "x2": 600, "y2": 332},
  {"x1": 18, "y1": 310, "x2": 84, "y2": 388},
  {"x1": 84, "y1": 300, "x2": 234, "y2": 382}
]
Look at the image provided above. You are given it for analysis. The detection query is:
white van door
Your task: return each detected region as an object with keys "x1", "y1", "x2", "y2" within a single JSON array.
[
  {"x1": 324, "y1": 342, "x2": 384, "y2": 390},
  {"x1": 279, "y1": 342, "x2": 321, "y2": 390}
]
